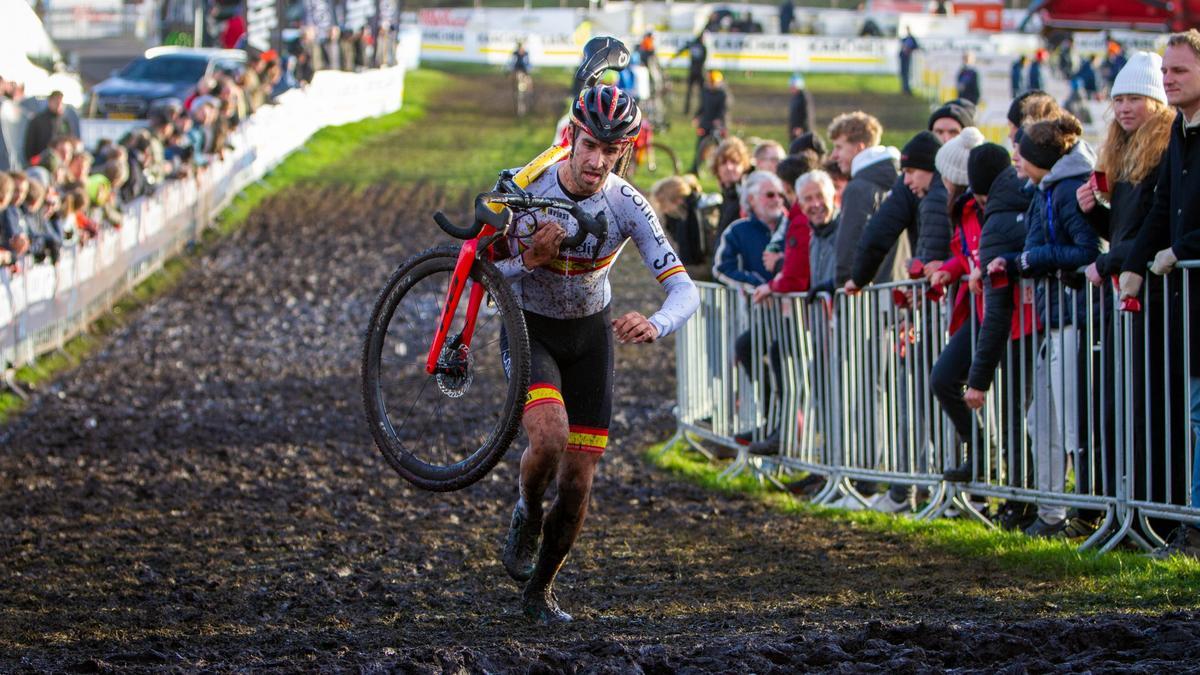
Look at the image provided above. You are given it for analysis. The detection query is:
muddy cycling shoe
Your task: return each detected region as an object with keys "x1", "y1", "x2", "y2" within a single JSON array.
[
  {"x1": 502, "y1": 500, "x2": 541, "y2": 582},
  {"x1": 522, "y1": 586, "x2": 573, "y2": 624}
]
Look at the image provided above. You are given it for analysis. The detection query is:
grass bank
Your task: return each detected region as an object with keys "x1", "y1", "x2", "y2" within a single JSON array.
[{"x1": 649, "y1": 438, "x2": 1200, "y2": 611}]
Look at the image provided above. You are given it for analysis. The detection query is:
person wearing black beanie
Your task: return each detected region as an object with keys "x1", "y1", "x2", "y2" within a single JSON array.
[
  {"x1": 900, "y1": 130, "x2": 941, "y2": 174},
  {"x1": 967, "y1": 143, "x2": 1011, "y2": 198},
  {"x1": 788, "y1": 131, "x2": 826, "y2": 160},
  {"x1": 928, "y1": 99, "x2": 975, "y2": 142}
]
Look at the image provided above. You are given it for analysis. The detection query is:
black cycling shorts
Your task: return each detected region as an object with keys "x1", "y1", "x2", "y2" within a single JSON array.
[{"x1": 502, "y1": 307, "x2": 614, "y2": 454}]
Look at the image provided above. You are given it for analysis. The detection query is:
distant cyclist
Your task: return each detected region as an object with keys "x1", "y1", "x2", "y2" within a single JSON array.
[{"x1": 497, "y1": 84, "x2": 700, "y2": 623}]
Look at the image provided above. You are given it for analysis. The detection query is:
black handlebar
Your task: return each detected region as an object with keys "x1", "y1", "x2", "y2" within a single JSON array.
[{"x1": 432, "y1": 192, "x2": 608, "y2": 252}]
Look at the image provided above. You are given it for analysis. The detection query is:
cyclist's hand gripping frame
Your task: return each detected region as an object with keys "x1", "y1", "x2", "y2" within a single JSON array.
[{"x1": 424, "y1": 145, "x2": 610, "y2": 375}]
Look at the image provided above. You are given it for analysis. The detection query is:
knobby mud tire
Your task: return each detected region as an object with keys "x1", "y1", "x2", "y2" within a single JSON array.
[{"x1": 361, "y1": 244, "x2": 530, "y2": 492}]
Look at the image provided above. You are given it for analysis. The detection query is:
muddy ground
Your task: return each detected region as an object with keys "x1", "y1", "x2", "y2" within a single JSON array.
[{"x1": 3, "y1": 70, "x2": 1199, "y2": 672}]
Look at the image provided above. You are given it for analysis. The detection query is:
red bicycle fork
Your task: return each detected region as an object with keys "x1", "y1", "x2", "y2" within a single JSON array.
[{"x1": 425, "y1": 227, "x2": 496, "y2": 374}]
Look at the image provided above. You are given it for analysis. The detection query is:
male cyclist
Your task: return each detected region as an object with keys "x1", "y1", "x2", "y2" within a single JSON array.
[{"x1": 496, "y1": 84, "x2": 699, "y2": 623}]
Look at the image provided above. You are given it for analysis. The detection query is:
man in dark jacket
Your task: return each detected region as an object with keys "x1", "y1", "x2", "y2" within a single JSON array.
[
  {"x1": 23, "y1": 91, "x2": 70, "y2": 165},
  {"x1": 845, "y1": 128, "x2": 951, "y2": 292},
  {"x1": 824, "y1": 111, "x2": 899, "y2": 292},
  {"x1": 1119, "y1": 31, "x2": 1200, "y2": 559},
  {"x1": 1011, "y1": 55, "x2": 1027, "y2": 97}
]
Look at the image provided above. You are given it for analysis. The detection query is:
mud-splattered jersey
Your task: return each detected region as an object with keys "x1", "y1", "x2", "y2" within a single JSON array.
[{"x1": 493, "y1": 163, "x2": 699, "y2": 338}]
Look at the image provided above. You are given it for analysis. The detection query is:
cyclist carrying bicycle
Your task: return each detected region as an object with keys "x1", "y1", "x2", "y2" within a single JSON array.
[{"x1": 497, "y1": 83, "x2": 699, "y2": 624}]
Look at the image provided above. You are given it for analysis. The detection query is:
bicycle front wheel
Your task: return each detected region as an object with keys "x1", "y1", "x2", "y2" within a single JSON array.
[{"x1": 362, "y1": 245, "x2": 530, "y2": 492}]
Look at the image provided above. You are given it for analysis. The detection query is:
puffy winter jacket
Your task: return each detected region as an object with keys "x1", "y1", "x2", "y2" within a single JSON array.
[
  {"x1": 1006, "y1": 141, "x2": 1100, "y2": 329},
  {"x1": 713, "y1": 212, "x2": 785, "y2": 288},
  {"x1": 938, "y1": 193, "x2": 983, "y2": 335},
  {"x1": 768, "y1": 202, "x2": 811, "y2": 293},
  {"x1": 838, "y1": 147, "x2": 900, "y2": 285},
  {"x1": 915, "y1": 176, "x2": 952, "y2": 263},
  {"x1": 849, "y1": 174, "x2": 919, "y2": 286},
  {"x1": 968, "y1": 166, "x2": 1039, "y2": 391}
]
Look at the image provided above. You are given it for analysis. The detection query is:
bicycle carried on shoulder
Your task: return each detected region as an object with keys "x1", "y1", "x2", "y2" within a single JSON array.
[{"x1": 361, "y1": 38, "x2": 631, "y2": 492}]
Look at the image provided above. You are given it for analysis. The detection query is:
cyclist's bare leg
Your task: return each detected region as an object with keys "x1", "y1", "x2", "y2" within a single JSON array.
[
  {"x1": 522, "y1": 448, "x2": 601, "y2": 623},
  {"x1": 502, "y1": 403, "x2": 566, "y2": 582}
]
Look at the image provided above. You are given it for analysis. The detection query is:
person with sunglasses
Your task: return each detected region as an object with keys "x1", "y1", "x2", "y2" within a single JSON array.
[{"x1": 714, "y1": 171, "x2": 789, "y2": 450}]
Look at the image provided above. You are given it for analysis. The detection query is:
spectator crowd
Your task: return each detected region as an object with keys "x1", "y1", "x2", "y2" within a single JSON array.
[
  {"x1": 649, "y1": 30, "x2": 1200, "y2": 560},
  {"x1": 0, "y1": 37, "x2": 385, "y2": 272}
]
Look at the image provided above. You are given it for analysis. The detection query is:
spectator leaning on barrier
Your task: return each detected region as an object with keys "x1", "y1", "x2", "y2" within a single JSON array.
[
  {"x1": 991, "y1": 113, "x2": 1099, "y2": 538},
  {"x1": 755, "y1": 151, "x2": 820, "y2": 300},
  {"x1": 820, "y1": 111, "x2": 899, "y2": 293},
  {"x1": 797, "y1": 170, "x2": 841, "y2": 292},
  {"x1": 961, "y1": 152, "x2": 1039, "y2": 513},
  {"x1": 718, "y1": 171, "x2": 790, "y2": 452},
  {"x1": 925, "y1": 128, "x2": 989, "y2": 481},
  {"x1": 713, "y1": 170, "x2": 787, "y2": 288},
  {"x1": 710, "y1": 136, "x2": 752, "y2": 234},
  {"x1": 1073, "y1": 51, "x2": 1176, "y2": 533},
  {"x1": 0, "y1": 173, "x2": 21, "y2": 266},
  {"x1": 1118, "y1": 31, "x2": 1200, "y2": 559}
]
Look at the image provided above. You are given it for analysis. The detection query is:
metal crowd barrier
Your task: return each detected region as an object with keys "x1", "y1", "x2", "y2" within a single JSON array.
[{"x1": 673, "y1": 269, "x2": 1199, "y2": 553}]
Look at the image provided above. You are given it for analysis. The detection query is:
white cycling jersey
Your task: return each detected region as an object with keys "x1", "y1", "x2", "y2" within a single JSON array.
[{"x1": 493, "y1": 162, "x2": 699, "y2": 338}]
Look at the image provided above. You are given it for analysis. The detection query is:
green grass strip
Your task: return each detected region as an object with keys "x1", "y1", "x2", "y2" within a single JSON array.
[{"x1": 648, "y1": 437, "x2": 1200, "y2": 611}]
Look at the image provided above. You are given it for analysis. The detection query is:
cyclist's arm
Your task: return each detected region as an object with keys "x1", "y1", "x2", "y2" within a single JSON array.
[{"x1": 619, "y1": 189, "x2": 700, "y2": 338}]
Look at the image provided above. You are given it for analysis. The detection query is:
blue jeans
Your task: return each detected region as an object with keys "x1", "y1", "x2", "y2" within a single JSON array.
[{"x1": 1192, "y1": 377, "x2": 1200, "y2": 509}]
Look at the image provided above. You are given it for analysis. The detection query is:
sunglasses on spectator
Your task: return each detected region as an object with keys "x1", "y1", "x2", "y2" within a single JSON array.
[{"x1": 759, "y1": 190, "x2": 783, "y2": 199}]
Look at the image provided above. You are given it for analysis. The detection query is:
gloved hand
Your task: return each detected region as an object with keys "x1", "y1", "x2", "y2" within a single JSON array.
[{"x1": 1151, "y1": 247, "x2": 1178, "y2": 276}]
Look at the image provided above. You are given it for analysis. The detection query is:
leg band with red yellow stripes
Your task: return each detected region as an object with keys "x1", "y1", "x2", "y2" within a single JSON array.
[
  {"x1": 567, "y1": 425, "x2": 609, "y2": 454},
  {"x1": 525, "y1": 383, "x2": 565, "y2": 413}
]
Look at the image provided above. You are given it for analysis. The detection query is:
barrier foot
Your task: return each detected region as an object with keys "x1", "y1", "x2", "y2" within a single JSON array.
[
  {"x1": 748, "y1": 456, "x2": 787, "y2": 491},
  {"x1": 811, "y1": 473, "x2": 842, "y2": 505},
  {"x1": 913, "y1": 480, "x2": 948, "y2": 521},
  {"x1": 1098, "y1": 504, "x2": 1148, "y2": 554},
  {"x1": 1136, "y1": 511, "x2": 1168, "y2": 549},
  {"x1": 3, "y1": 368, "x2": 29, "y2": 401},
  {"x1": 1077, "y1": 505, "x2": 1116, "y2": 552},
  {"x1": 653, "y1": 429, "x2": 686, "y2": 459},
  {"x1": 717, "y1": 449, "x2": 749, "y2": 481},
  {"x1": 952, "y1": 489, "x2": 994, "y2": 528}
]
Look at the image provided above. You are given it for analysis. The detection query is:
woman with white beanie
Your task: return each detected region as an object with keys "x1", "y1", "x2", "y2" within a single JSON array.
[
  {"x1": 924, "y1": 126, "x2": 988, "y2": 482},
  {"x1": 1073, "y1": 50, "x2": 1179, "y2": 535}
]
